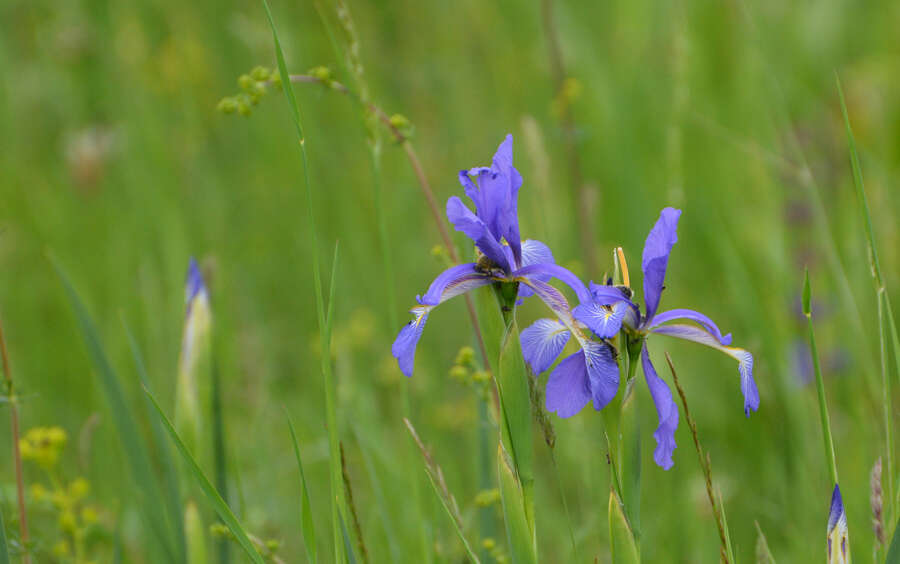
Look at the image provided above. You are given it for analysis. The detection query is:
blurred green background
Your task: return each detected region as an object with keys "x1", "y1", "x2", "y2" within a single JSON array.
[{"x1": 2, "y1": 0, "x2": 899, "y2": 561}]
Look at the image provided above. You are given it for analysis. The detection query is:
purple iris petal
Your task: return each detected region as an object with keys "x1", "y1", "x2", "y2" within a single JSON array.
[
  {"x1": 520, "y1": 318, "x2": 570, "y2": 374},
  {"x1": 828, "y1": 484, "x2": 845, "y2": 534},
  {"x1": 545, "y1": 350, "x2": 592, "y2": 418},
  {"x1": 418, "y1": 263, "x2": 492, "y2": 306},
  {"x1": 446, "y1": 196, "x2": 511, "y2": 271},
  {"x1": 641, "y1": 207, "x2": 681, "y2": 324},
  {"x1": 642, "y1": 344, "x2": 678, "y2": 470},
  {"x1": 514, "y1": 263, "x2": 590, "y2": 303},
  {"x1": 392, "y1": 307, "x2": 429, "y2": 378},
  {"x1": 457, "y1": 135, "x2": 523, "y2": 266},
  {"x1": 649, "y1": 308, "x2": 733, "y2": 345},
  {"x1": 573, "y1": 300, "x2": 628, "y2": 338},
  {"x1": 517, "y1": 239, "x2": 555, "y2": 299},
  {"x1": 186, "y1": 258, "x2": 206, "y2": 306},
  {"x1": 394, "y1": 264, "x2": 493, "y2": 377},
  {"x1": 651, "y1": 324, "x2": 759, "y2": 416},
  {"x1": 584, "y1": 340, "x2": 620, "y2": 410}
]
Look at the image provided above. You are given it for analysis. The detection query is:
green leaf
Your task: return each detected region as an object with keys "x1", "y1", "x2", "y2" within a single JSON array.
[
  {"x1": 608, "y1": 488, "x2": 639, "y2": 564},
  {"x1": 498, "y1": 442, "x2": 537, "y2": 564},
  {"x1": 51, "y1": 254, "x2": 179, "y2": 561},
  {"x1": 887, "y1": 516, "x2": 900, "y2": 564},
  {"x1": 185, "y1": 500, "x2": 209, "y2": 564},
  {"x1": 143, "y1": 387, "x2": 266, "y2": 564},
  {"x1": 121, "y1": 315, "x2": 187, "y2": 562},
  {"x1": 285, "y1": 408, "x2": 318, "y2": 564},
  {"x1": 338, "y1": 511, "x2": 357, "y2": 564}
]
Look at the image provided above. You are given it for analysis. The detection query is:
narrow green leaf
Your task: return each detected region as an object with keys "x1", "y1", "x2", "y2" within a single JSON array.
[
  {"x1": 802, "y1": 268, "x2": 811, "y2": 316},
  {"x1": 185, "y1": 500, "x2": 209, "y2": 564},
  {"x1": 143, "y1": 387, "x2": 266, "y2": 564},
  {"x1": 121, "y1": 315, "x2": 187, "y2": 562},
  {"x1": 211, "y1": 360, "x2": 231, "y2": 564},
  {"x1": 403, "y1": 418, "x2": 481, "y2": 564},
  {"x1": 620, "y1": 379, "x2": 641, "y2": 540},
  {"x1": 285, "y1": 408, "x2": 318, "y2": 564},
  {"x1": 804, "y1": 273, "x2": 839, "y2": 488},
  {"x1": 754, "y1": 521, "x2": 776, "y2": 563},
  {"x1": 0, "y1": 503, "x2": 9, "y2": 564},
  {"x1": 608, "y1": 488, "x2": 639, "y2": 564},
  {"x1": 338, "y1": 511, "x2": 358, "y2": 564},
  {"x1": 51, "y1": 255, "x2": 178, "y2": 561},
  {"x1": 887, "y1": 517, "x2": 900, "y2": 564},
  {"x1": 716, "y1": 487, "x2": 736, "y2": 564},
  {"x1": 498, "y1": 443, "x2": 536, "y2": 564}
]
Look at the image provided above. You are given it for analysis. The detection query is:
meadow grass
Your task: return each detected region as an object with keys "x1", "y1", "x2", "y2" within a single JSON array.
[{"x1": 1, "y1": 0, "x2": 900, "y2": 561}]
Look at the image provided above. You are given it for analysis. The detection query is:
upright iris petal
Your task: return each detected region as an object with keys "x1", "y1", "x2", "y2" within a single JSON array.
[
  {"x1": 641, "y1": 207, "x2": 681, "y2": 323},
  {"x1": 827, "y1": 484, "x2": 849, "y2": 564}
]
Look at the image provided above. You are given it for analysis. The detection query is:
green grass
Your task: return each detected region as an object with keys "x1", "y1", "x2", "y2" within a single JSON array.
[{"x1": 2, "y1": 0, "x2": 900, "y2": 561}]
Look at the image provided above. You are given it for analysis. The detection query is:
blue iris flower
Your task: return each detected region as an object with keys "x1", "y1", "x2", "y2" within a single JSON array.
[
  {"x1": 532, "y1": 207, "x2": 759, "y2": 470},
  {"x1": 392, "y1": 135, "x2": 618, "y2": 389}
]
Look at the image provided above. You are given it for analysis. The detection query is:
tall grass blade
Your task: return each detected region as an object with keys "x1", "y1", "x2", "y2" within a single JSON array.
[
  {"x1": 50, "y1": 255, "x2": 178, "y2": 561},
  {"x1": 285, "y1": 408, "x2": 317, "y2": 564},
  {"x1": 121, "y1": 315, "x2": 187, "y2": 562},
  {"x1": 403, "y1": 418, "x2": 481, "y2": 563},
  {"x1": 498, "y1": 442, "x2": 537, "y2": 564},
  {"x1": 261, "y1": 1, "x2": 345, "y2": 559},
  {"x1": 338, "y1": 512, "x2": 358, "y2": 564},
  {"x1": 754, "y1": 521, "x2": 776, "y2": 563},
  {"x1": 802, "y1": 270, "x2": 839, "y2": 487},
  {"x1": 0, "y1": 504, "x2": 9, "y2": 564},
  {"x1": 351, "y1": 425, "x2": 400, "y2": 561},
  {"x1": 211, "y1": 360, "x2": 230, "y2": 564},
  {"x1": 607, "y1": 488, "x2": 639, "y2": 564},
  {"x1": 143, "y1": 387, "x2": 266, "y2": 564},
  {"x1": 836, "y1": 76, "x2": 897, "y2": 526}
]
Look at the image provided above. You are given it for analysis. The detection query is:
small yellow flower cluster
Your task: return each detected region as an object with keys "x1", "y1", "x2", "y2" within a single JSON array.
[
  {"x1": 449, "y1": 346, "x2": 490, "y2": 389},
  {"x1": 474, "y1": 488, "x2": 501, "y2": 507},
  {"x1": 22, "y1": 426, "x2": 103, "y2": 563},
  {"x1": 480, "y1": 537, "x2": 509, "y2": 563},
  {"x1": 217, "y1": 66, "x2": 276, "y2": 116},
  {"x1": 19, "y1": 426, "x2": 67, "y2": 469}
]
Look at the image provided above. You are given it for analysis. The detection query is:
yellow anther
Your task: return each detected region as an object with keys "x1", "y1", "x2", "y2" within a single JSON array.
[{"x1": 616, "y1": 247, "x2": 630, "y2": 287}]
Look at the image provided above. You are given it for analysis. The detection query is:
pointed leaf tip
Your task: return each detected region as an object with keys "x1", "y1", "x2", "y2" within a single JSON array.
[{"x1": 802, "y1": 268, "x2": 811, "y2": 316}]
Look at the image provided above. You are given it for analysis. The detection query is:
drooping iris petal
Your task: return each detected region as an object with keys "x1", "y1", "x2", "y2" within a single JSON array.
[
  {"x1": 584, "y1": 340, "x2": 620, "y2": 410},
  {"x1": 520, "y1": 318, "x2": 571, "y2": 374},
  {"x1": 517, "y1": 239, "x2": 555, "y2": 299},
  {"x1": 648, "y1": 308, "x2": 733, "y2": 345},
  {"x1": 651, "y1": 324, "x2": 759, "y2": 416},
  {"x1": 587, "y1": 281, "x2": 632, "y2": 305},
  {"x1": 418, "y1": 263, "x2": 493, "y2": 306},
  {"x1": 394, "y1": 264, "x2": 492, "y2": 377},
  {"x1": 641, "y1": 207, "x2": 681, "y2": 324},
  {"x1": 827, "y1": 484, "x2": 849, "y2": 564},
  {"x1": 573, "y1": 300, "x2": 628, "y2": 338},
  {"x1": 545, "y1": 350, "x2": 592, "y2": 418},
  {"x1": 642, "y1": 344, "x2": 678, "y2": 470},
  {"x1": 514, "y1": 263, "x2": 590, "y2": 303},
  {"x1": 392, "y1": 306, "x2": 429, "y2": 377},
  {"x1": 446, "y1": 196, "x2": 511, "y2": 271}
]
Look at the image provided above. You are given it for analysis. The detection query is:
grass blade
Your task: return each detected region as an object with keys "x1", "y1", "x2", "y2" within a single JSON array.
[
  {"x1": 338, "y1": 511, "x2": 357, "y2": 564},
  {"x1": 143, "y1": 386, "x2": 265, "y2": 564},
  {"x1": 51, "y1": 254, "x2": 178, "y2": 561},
  {"x1": 121, "y1": 315, "x2": 187, "y2": 561},
  {"x1": 836, "y1": 76, "x2": 897, "y2": 527},
  {"x1": 403, "y1": 418, "x2": 482, "y2": 564},
  {"x1": 211, "y1": 360, "x2": 230, "y2": 564},
  {"x1": 755, "y1": 521, "x2": 776, "y2": 563},
  {"x1": 802, "y1": 270, "x2": 839, "y2": 487},
  {"x1": 0, "y1": 503, "x2": 9, "y2": 564},
  {"x1": 261, "y1": 2, "x2": 345, "y2": 559},
  {"x1": 285, "y1": 408, "x2": 318, "y2": 564}
]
